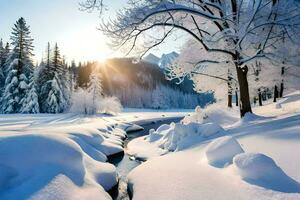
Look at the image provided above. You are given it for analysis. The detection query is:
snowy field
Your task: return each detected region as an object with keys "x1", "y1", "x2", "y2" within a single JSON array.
[
  {"x1": 127, "y1": 92, "x2": 300, "y2": 200},
  {"x1": 0, "y1": 110, "x2": 189, "y2": 200}
]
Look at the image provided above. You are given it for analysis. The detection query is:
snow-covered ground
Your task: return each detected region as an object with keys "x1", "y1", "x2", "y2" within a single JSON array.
[
  {"x1": 0, "y1": 110, "x2": 188, "y2": 200},
  {"x1": 127, "y1": 92, "x2": 300, "y2": 200}
]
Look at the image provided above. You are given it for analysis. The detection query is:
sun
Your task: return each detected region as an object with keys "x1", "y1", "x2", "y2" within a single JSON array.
[{"x1": 58, "y1": 26, "x2": 114, "y2": 62}]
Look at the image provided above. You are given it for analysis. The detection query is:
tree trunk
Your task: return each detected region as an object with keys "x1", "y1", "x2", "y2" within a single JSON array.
[
  {"x1": 236, "y1": 65, "x2": 252, "y2": 117},
  {"x1": 258, "y1": 89, "x2": 263, "y2": 106},
  {"x1": 279, "y1": 81, "x2": 284, "y2": 98},
  {"x1": 235, "y1": 90, "x2": 239, "y2": 107},
  {"x1": 273, "y1": 85, "x2": 279, "y2": 102},
  {"x1": 228, "y1": 94, "x2": 232, "y2": 108},
  {"x1": 279, "y1": 66, "x2": 284, "y2": 98}
]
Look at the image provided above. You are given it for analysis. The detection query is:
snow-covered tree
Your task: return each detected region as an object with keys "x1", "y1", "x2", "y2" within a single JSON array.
[
  {"x1": 19, "y1": 76, "x2": 40, "y2": 113},
  {"x1": 1, "y1": 18, "x2": 37, "y2": 113},
  {"x1": 88, "y1": 0, "x2": 300, "y2": 117},
  {"x1": 45, "y1": 43, "x2": 69, "y2": 113},
  {"x1": 69, "y1": 88, "x2": 92, "y2": 114},
  {"x1": 36, "y1": 43, "x2": 54, "y2": 112},
  {"x1": 46, "y1": 76, "x2": 65, "y2": 113},
  {"x1": 87, "y1": 69, "x2": 103, "y2": 114},
  {"x1": 0, "y1": 39, "x2": 5, "y2": 88},
  {"x1": 152, "y1": 86, "x2": 168, "y2": 109},
  {"x1": 167, "y1": 39, "x2": 237, "y2": 107}
]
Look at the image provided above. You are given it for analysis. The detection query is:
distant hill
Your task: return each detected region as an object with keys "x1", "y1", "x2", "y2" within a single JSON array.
[
  {"x1": 75, "y1": 57, "x2": 214, "y2": 109},
  {"x1": 143, "y1": 53, "x2": 160, "y2": 65}
]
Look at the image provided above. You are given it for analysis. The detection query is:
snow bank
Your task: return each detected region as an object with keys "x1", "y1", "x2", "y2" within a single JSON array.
[
  {"x1": 233, "y1": 153, "x2": 300, "y2": 192},
  {"x1": 146, "y1": 124, "x2": 171, "y2": 142},
  {"x1": 233, "y1": 113, "x2": 268, "y2": 127},
  {"x1": 0, "y1": 111, "x2": 188, "y2": 199},
  {"x1": 128, "y1": 121, "x2": 226, "y2": 159},
  {"x1": 0, "y1": 134, "x2": 117, "y2": 199},
  {"x1": 117, "y1": 123, "x2": 144, "y2": 133},
  {"x1": 206, "y1": 136, "x2": 244, "y2": 167},
  {"x1": 155, "y1": 122, "x2": 226, "y2": 151},
  {"x1": 182, "y1": 104, "x2": 239, "y2": 128}
]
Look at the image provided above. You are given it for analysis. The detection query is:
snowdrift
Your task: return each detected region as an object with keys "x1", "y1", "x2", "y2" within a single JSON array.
[
  {"x1": 0, "y1": 114, "x2": 132, "y2": 200},
  {"x1": 206, "y1": 136, "x2": 244, "y2": 167},
  {"x1": 0, "y1": 134, "x2": 117, "y2": 200},
  {"x1": 233, "y1": 153, "x2": 300, "y2": 193},
  {"x1": 128, "y1": 93, "x2": 300, "y2": 200},
  {"x1": 182, "y1": 105, "x2": 240, "y2": 127},
  {"x1": 150, "y1": 121, "x2": 226, "y2": 152},
  {"x1": 128, "y1": 121, "x2": 226, "y2": 159}
]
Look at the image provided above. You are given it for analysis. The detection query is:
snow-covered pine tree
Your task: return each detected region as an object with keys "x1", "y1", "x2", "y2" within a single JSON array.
[
  {"x1": 0, "y1": 39, "x2": 5, "y2": 88},
  {"x1": 60, "y1": 56, "x2": 72, "y2": 110},
  {"x1": 2, "y1": 43, "x2": 11, "y2": 77},
  {"x1": 87, "y1": 69, "x2": 103, "y2": 114},
  {"x1": 45, "y1": 43, "x2": 68, "y2": 113},
  {"x1": 19, "y1": 75, "x2": 40, "y2": 113},
  {"x1": 1, "y1": 18, "x2": 36, "y2": 113},
  {"x1": 36, "y1": 42, "x2": 54, "y2": 112}
]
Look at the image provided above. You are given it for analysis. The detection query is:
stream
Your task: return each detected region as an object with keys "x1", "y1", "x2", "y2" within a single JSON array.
[{"x1": 108, "y1": 117, "x2": 182, "y2": 200}]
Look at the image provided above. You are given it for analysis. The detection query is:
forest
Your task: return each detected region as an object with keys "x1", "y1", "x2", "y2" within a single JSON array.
[{"x1": 0, "y1": 17, "x2": 211, "y2": 114}]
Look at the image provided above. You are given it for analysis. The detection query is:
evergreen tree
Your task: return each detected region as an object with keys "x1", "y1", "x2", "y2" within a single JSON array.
[
  {"x1": 46, "y1": 75, "x2": 65, "y2": 113},
  {"x1": 37, "y1": 42, "x2": 54, "y2": 112},
  {"x1": 1, "y1": 18, "x2": 36, "y2": 113},
  {"x1": 87, "y1": 70, "x2": 103, "y2": 113},
  {"x1": 0, "y1": 39, "x2": 4, "y2": 87},
  {"x1": 2, "y1": 43, "x2": 11, "y2": 77},
  {"x1": 45, "y1": 43, "x2": 68, "y2": 113},
  {"x1": 19, "y1": 75, "x2": 40, "y2": 113}
]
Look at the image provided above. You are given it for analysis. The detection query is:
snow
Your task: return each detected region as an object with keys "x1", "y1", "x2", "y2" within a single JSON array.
[
  {"x1": 158, "y1": 52, "x2": 179, "y2": 69},
  {"x1": 127, "y1": 92, "x2": 300, "y2": 200},
  {"x1": 182, "y1": 104, "x2": 240, "y2": 128},
  {"x1": 233, "y1": 153, "x2": 300, "y2": 193},
  {"x1": 0, "y1": 133, "x2": 117, "y2": 200},
  {"x1": 0, "y1": 110, "x2": 187, "y2": 200},
  {"x1": 142, "y1": 52, "x2": 179, "y2": 68},
  {"x1": 206, "y1": 136, "x2": 244, "y2": 167},
  {"x1": 128, "y1": 120, "x2": 226, "y2": 160}
]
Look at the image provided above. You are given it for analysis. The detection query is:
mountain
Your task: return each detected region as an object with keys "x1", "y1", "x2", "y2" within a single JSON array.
[
  {"x1": 143, "y1": 53, "x2": 160, "y2": 65},
  {"x1": 143, "y1": 51, "x2": 179, "y2": 69},
  {"x1": 158, "y1": 52, "x2": 179, "y2": 69}
]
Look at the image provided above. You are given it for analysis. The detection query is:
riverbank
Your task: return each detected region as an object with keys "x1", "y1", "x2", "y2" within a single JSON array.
[
  {"x1": 126, "y1": 94, "x2": 300, "y2": 200},
  {"x1": 108, "y1": 117, "x2": 183, "y2": 200},
  {"x1": 0, "y1": 111, "x2": 189, "y2": 200}
]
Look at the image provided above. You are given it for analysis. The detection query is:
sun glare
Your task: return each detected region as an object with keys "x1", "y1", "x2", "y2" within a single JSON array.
[{"x1": 58, "y1": 26, "x2": 113, "y2": 63}]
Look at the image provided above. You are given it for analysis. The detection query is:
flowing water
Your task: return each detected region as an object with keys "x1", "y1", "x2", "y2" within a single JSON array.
[{"x1": 108, "y1": 117, "x2": 182, "y2": 200}]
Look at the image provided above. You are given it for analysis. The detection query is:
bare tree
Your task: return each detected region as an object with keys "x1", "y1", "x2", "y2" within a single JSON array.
[{"x1": 83, "y1": 0, "x2": 300, "y2": 117}]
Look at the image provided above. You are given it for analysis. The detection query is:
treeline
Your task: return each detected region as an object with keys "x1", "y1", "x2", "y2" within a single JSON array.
[
  {"x1": 72, "y1": 59, "x2": 213, "y2": 109},
  {"x1": 0, "y1": 18, "x2": 73, "y2": 114}
]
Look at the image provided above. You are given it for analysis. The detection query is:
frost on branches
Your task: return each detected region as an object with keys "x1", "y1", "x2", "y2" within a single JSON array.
[{"x1": 70, "y1": 70, "x2": 122, "y2": 115}]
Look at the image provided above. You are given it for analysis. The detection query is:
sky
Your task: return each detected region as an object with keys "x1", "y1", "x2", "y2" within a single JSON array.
[{"x1": 0, "y1": 0, "x2": 183, "y2": 63}]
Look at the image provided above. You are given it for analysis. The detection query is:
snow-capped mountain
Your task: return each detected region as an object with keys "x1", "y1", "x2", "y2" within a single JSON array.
[
  {"x1": 158, "y1": 52, "x2": 179, "y2": 69},
  {"x1": 143, "y1": 52, "x2": 179, "y2": 69},
  {"x1": 143, "y1": 53, "x2": 160, "y2": 65}
]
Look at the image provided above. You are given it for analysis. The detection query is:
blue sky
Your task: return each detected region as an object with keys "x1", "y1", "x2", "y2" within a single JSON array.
[{"x1": 0, "y1": 0, "x2": 182, "y2": 63}]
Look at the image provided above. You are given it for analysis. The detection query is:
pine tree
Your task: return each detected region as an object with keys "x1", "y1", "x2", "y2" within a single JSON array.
[
  {"x1": 0, "y1": 39, "x2": 4, "y2": 87},
  {"x1": 45, "y1": 43, "x2": 67, "y2": 113},
  {"x1": 1, "y1": 18, "x2": 35, "y2": 113},
  {"x1": 19, "y1": 75, "x2": 40, "y2": 113},
  {"x1": 46, "y1": 75, "x2": 65, "y2": 113},
  {"x1": 87, "y1": 69, "x2": 103, "y2": 113},
  {"x1": 2, "y1": 43, "x2": 11, "y2": 77},
  {"x1": 37, "y1": 42, "x2": 54, "y2": 112}
]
